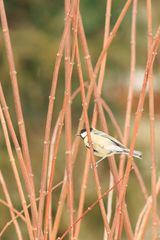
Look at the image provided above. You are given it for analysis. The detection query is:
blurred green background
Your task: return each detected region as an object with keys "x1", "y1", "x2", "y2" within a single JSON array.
[{"x1": 0, "y1": 0, "x2": 160, "y2": 239}]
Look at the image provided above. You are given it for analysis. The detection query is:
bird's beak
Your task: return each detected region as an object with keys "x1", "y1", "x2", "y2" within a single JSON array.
[{"x1": 76, "y1": 134, "x2": 80, "y2": 137}]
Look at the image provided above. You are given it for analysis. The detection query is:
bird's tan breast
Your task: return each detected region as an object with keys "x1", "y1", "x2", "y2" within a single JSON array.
[{"x1": 84, "y1": 133, "x2": 114, "y2": 157}]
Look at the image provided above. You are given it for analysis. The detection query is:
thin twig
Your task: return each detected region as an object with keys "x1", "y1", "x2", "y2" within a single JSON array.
[
  {"x1": 37, "y1": 0, "x2": 77, "y2": 238},
  {"x1": 104, "y1": 171, "x2": 114, "y2": 240},
  {"x1": 101, "y1": 98, "x2": 148, "y2": 203},
  {"x1": 78, "y1": 8, "x2": 134, "y2": 239},
  {"x1": 50, "y1": 85, "x2": 88, "y2": 240},
  {"x1": 0, "y1": 180, "x2": 63, "y2": 238},
  {"x1": 43, "y1": 4, "x2": 78, "y2": 239},
  {"x1": 0, "y1": 105, "x2": 34, "y2": 240},
  {"x1": 134, "y1": 177, "x2": 160, "y2": 240},
  {"x1": 0, "y1": 198, "x2": 26, "y2": 222},
  {"x1": 47, "y1": 117, "x2": 60, "y2": 239},
  {"x1": 0, "y1": 82, "x2": 38, "y2": 233},
  {"x1": 75, "y1": 40, "x2": 111, "y2": 236},
  {"x1": 0, "y1": 171, "x2": 23, "y2": 240},
  {"x1": 51, "y1": 174, "x2": 68, "y2": 240},
  {"x1": 146, "y1": 0, "x2": 158, "y2": 238},
  {"x1": 110, "y1": 24, "x2": 160, "y2": 239},
  {"x1": 100, "y1": 98, "x2": 123, "y2": 141},
  {"x1": 58, "y1": 178, "x2": 123, "y2": 240},
  {"x1": 116, "y1": 0, "x2": 138, "y2": 237},
  {"x1": 0, "y1": 0, "x2": 34, "y2": 195},
  {"x1": 73, "y1": 0, "x2": 112, "y2": 233},
  {"x1": 64, "y1": 0, "x2": 76, "y2": 238}
]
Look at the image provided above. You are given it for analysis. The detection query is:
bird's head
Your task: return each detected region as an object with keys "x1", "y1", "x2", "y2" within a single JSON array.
[{"x1": 77, "y1": 128, "x2": 93, "y2": 139}]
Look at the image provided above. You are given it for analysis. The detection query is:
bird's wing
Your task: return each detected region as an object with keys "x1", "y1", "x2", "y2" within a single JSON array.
[{"x1": 93, "y1": 129, "x2": 126, "y2": 149}]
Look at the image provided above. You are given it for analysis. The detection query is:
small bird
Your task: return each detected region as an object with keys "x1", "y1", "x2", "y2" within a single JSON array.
[{"x1": 78, "y1": 128, "x2": 142, "y2": 166}]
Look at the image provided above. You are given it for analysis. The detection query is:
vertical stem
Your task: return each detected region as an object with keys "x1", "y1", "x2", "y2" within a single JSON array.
[
  {"x1": 47, "y1": 4, "x2": 78, "y2": 238},
  {"x1": 73, "y1": 151, "x2": 90, "y2": 239},
  {"x1": 101, "y1": 98, "x2": 148, "y2": 202},
  {"x1": 117, "y1": 0, "x2": 138, "y2": 238},
  {"x1": 0, "y1": 83, "x2": 39, "y2": 236},
  {"x1": 97, "y1": 0, "x2": 112, "y2": 93},
  {"x1": 74, "y1": 0, "x2": 113, "y2": 234},
  {"x1": 78, "y1": 12, "x2": 133, "y2": 240},
  {"x1": 51, "y1": 173, "x2": 68, "y2": 240},
  {"x1": 70, "y1": 0, "x2": 133, "y2": 180},
  {"x1": 47, "y1": 116, "x2": 60, "y2": 239},
  {"x1": 0, "y1": 106, "x2": 34, "y2": 240},
  {"x1": 135, "y1": 178, "x2": 160, "y2": 240},
  {"x1": 104, "y1": 171, "x2": 114, "y2": 240},
  {"x1": 119, "y1": 0, "x2": 137, "y2": 180},
  {"x1": 43, "y1": 8, "x2": 78, "y2": 239},
  {"x1": 37, "y1": 1, "x2": 77, "y2": 238},
  {"x1": 146, "y1": 1, "x2": 157, "y2": 238},
  {"x1": 0, "y1": 0, "x2": 34, "y2": 193},
  {"x1": 110, "y1": 26, "x2": 160, "y2": 239},
  {"x1": 75, "y1": 41, "x2": 111, "y2": 236},
  {"x1": 64, "y1": 0, "x2": 74, "y2": 238},
  {"x1": 0, "y1": 171, "x2": 23, "y2": 240}
]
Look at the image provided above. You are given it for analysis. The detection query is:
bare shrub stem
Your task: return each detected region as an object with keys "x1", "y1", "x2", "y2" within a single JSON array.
[
  {"x1": 0, "y1": 171, "x2": 23, "y2": 240},
  {"x1": 0, "y1": 0, "x2": 34, "y2": 192},
  {"x1": 146, "y1": 0, "x2": 158, "y2": 238},
  {"x1": 111, "y1": 24, "x2": 160, "y2": 239},
  {"x1": 37, "y1": 1, "x2": 77, "y2": 238},
  {"x1": 0, "y1": 106, "x2": 34, "y2": 240}
]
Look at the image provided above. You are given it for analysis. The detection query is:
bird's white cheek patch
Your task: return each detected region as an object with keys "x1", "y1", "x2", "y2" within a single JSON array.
[{"x1": 81, "y1": 132, "x2": 87, "y2": 138}]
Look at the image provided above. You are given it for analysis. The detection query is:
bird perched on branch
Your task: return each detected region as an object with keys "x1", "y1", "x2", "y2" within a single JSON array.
[{"x1": 78, "y1": 128, "x2": 142, "y2": 167}]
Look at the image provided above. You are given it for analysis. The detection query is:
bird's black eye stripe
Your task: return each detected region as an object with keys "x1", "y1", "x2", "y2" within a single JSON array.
[
  {"x1": 80, "y1": 128, "x2": 93, "y2": 136},
  {"x1": 80, "y1": 128, "x2": 86, "y2": 134}
]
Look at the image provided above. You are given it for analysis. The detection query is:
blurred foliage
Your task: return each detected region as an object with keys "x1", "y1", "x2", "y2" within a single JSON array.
[
  {"x1": 0, "y1": 0, "x2": 160, "y2": 239},
  {"x1": 1, "y1": 0, "x2": 159, "y2": 118}
]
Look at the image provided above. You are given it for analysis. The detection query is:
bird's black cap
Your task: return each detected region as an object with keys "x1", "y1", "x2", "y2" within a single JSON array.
[
  {"x1": 79, "y1": 128, "x2": 93, "y2": 137},
  {"x1": 80, "y1": 128, "x2": 93, "y2": 133}
]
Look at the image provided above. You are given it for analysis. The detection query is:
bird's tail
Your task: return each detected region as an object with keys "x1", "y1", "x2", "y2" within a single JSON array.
[
  {"x1": 133, "y1": 150, "x2": 142, "y2": 159},
  {"x1": 124, "y1": 149, "x2": 142, "y2": 159}
]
